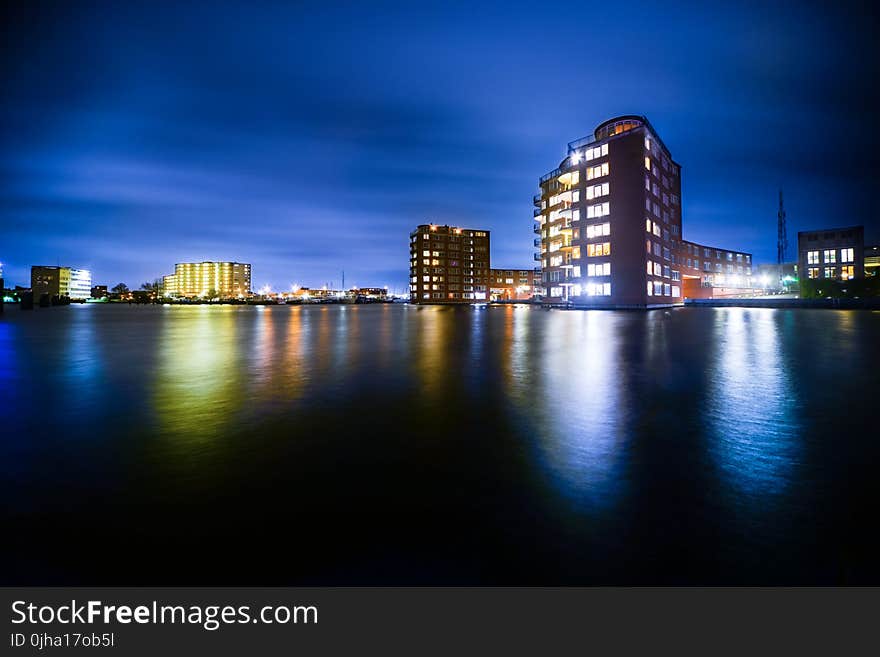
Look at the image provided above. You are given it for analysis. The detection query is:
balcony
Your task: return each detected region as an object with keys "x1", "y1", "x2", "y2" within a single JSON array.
[
  {"x1": 533, "y1": 253, "x2": 542, "y2": 262},
  {"x1": 533, "y1": 224, "x2": 542, "y2": 235},
  {"x1": 533, "y1": 194, "x2": 542, "y2": 207},
  {"x1": 533, "y1": 207, "x2": 543, "y2": 218},
  {"x1": 533, "y1": 238, "x2": 541, "y2": 247}
]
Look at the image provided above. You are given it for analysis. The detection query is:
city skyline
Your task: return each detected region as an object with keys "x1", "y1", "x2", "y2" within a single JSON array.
[{"x1": 3, "y1": 1, "x2": 879, "y2": 291}]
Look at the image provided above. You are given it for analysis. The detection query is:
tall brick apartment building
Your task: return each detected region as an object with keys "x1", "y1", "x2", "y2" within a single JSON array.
[
  {"x1": 409, "y1": 224, "x2": 490, "y2": 303},
  {"x1": 535, "y1": 115, "x2": 752, "y2": 308}
]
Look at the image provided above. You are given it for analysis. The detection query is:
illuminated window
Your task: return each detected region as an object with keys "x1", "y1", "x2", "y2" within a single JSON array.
[
  {"x1": 823, "y1": 249, "x2": 836, "y2": 263},
  {"x1": 645, "y1": 137, "x2": 651, "y2": 151},
  {"x1": 644, "y1": 157, "x2": 651, "y2": 171},
  {"x1": 572, "y1": 266, "x2": 581, "y2": 277},
  {"x1": 841, "y1": 248, "x2": 854, "y2": 263},
  {"x1": 841, "y1": 265, "x2": 854, "y2": 279},
  {"x1": 647, "y1": 281, "x2": 653, "y2": 296},
  {"x1": 587, "y1": 163, "x2": 609, "y2": 180},
  {"x1": 824, "y1": 267, "x2": 836, "y2": 278},
  {"x1": 646, "y1": 218, "x2": 652, "y2": 232},
  {"x1": 586, "y1": 202, "x2": 610, "y2": 219},
  {"x1": 807, "y1": 250, "x2": 819, "y2": 265},
  {"x1": 587, "y1": 242, "x2": 611, "y2": 257},
  {"x1": 585, "y1": 262, "x2": 611, "y2": 276},
  {"x1": 646, "y1": 260, "x2": 653, "y2": 275},
  {"x1": 586, "y1": 182, "x2": 610, "y2": 200},
  {"x1": 572, "y1": 246, "x2": 581, "y2": 259},
  {"x1": 586, "y1": 223, "x2": 610, "y2": 239},
  {"x1": 672, "y1": 285, "x2": 680, "y2": 297}
]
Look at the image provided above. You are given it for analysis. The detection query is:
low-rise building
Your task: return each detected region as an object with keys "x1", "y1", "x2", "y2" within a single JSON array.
[
  {"x1": 31, "y1": 266, "x2": 92, "y2": 300},
  {"x1": 161, "y1": 262, "x2": 251, "y2": 298},
  {"x1": 797, "y1": 226, "x2": 864, "y2": 286},
  {"x1": 865, "y1": 244, "x2": 879, "y2": 277},
  {"x1": 489, "y1": 268, "x2": 540, "y2": 301}
]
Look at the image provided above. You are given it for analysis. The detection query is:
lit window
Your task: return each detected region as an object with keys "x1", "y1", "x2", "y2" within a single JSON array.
[
  {"x1": 645, "y1": 137, "x2": 651, "y2": 151},
  {"x1": 824, "y1": 267, "x2": 836, "y2": 278},
  {"x1": 823, "y1": 249, "x2": 836, "y2": 263},
  {"x1": 807, "y1": 250, "x2": 819, "y2": 265},
  {"x1": 646, "y1": 218, "x2": 652, "y2": 232},
  {"x1": 841, "y1": 265, "x2": 854, "y2": 279},
  {"x1": 645, "y1": 157, "x2": 651, "y2": 170},
  {"x1": 841, "y1": 248, "x2": 854, "y2": 263}
]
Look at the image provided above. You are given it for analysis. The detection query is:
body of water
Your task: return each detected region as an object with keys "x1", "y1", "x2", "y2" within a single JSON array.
[{"x1": 2, "y1": 303, "x2": 878, "y2": 584}]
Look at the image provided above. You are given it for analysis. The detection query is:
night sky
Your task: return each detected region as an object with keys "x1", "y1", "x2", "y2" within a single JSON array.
[{"x1": 2, "y1": 1, "x2": 878, "y2": 291}]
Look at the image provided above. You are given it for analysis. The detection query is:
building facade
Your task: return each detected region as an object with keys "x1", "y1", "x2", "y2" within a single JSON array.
[
  {"x1": 409, "y1": 224, "x2": 490, "y2": 303},
  {"x1": 866, "y1": 244, "x2": 879, "y2": 277},
  {"x1": 535, "y1": 115, "x2": 751, "y2": 307},
  {"x1": 31, "y1": 266, "x2": 92, "y2": 300},
  {"x1": 162, "y1": 262, "x2": 251, "y2": 298},
  {"x1": 797, "y1": 226, "x2": 864, "y2": 285},
  {"x1": 69, "y1": 268, "x2": 92, "y2": 300},
  {"x1": 489, "y1": 268, "x2": 540, "y2": 301}
]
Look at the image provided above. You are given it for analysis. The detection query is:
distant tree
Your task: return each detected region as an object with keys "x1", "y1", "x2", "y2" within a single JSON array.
[
  {"x1": 112, "y1": 283, "x2": 129, "y2": 294},
  {"x1": 206, "y1": 288, "x2": 219, "y2": 300}
]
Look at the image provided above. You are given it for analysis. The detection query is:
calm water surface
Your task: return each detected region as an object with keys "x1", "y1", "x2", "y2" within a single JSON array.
[{"x1": 2, "y1": 304, "x2": 879, "y2": 584}]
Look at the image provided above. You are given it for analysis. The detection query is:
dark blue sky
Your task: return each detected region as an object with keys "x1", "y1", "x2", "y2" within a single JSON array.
[{"x1": 2, "y1": 0, "x2": 878, "y2": 290}]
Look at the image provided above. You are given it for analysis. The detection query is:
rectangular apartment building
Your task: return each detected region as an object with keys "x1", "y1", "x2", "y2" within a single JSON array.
[
  {"x1": 409, "y1": 224, "x2": 490, "y2": 303},
  {"x1": 31, "y1": 266, "x2": 92, "y2": 300},
  {"x1": 675, "y1": 240, "x2": 753, "y2": 299},
  {"x1": 489, "y1": 268, "x2": 540, "y2": 301},
  {"x1": 798, "y1": 226, "x2": 864, "y2": 285},
  {"x1": 535, "y1": 115, "x2": 751, "y2": 308},
  {"x1": 162, "y1": 261, "x2": 251, "y2": 298}
]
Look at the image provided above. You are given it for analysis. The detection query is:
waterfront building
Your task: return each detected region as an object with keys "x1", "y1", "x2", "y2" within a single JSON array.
[
  {"x1": 797, "y1": 226, "x2": 864, "y2": 285},
  {"x1": 489, "y1": 268, "x2": 540, "y2": 301},
  {"x1": 161, "y1": 261, "x2": 251, "y2": 298},
  {"x1": 534, "y1": 115, "x2": 752, "y2": 307},
  {"x1": 31, "y1": 266, "x2": 70, "y2": 300},
  {"x1": 864, "y1": 244, "x2": 879, "y2": 277},
  {"x1": 409, "y1": 224, "x2": 490, "y2": 303},
  {"x1": 69, "y1": 268, "x2": 92, "y2": 300},
  {"x1": 30, "y1": 265, "x2": 92, "y2": 300},
  {"x1": 91, "y1": 285, "x2": 108, "y2": 298},
  {"x1": 353, "y1": 287, "x2": 388, "y2": 299},
  {"x1": 754, "y1": 262, "x2": 799, "y2": 292}
]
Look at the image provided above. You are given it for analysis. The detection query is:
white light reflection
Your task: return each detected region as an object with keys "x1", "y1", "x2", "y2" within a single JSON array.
[
  {"x1": 708, "y1": 308, "x2": 801, "y2": 500},
  {"x1": 535, "y1": 311, "x2": 627, "y2": 507}
]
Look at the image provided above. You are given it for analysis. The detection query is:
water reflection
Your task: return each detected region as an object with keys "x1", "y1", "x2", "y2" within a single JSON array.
[
  {"x1": 5, "y1": 303, "x2": 879, "y2": 584},
  {"x1": 153, "y1": 306, "x2": 244, "y2": 445},
  {"x1": 708, "y1": 309, "x2": 801, "y2": 499},
  {"x1": 534, "y1": 311, "x2": 628, "y2": 507}
]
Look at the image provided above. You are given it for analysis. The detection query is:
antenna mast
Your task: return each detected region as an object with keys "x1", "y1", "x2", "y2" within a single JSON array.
[{"x1": 777, "y1": 189, "x2": 787, "y2": 265}]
